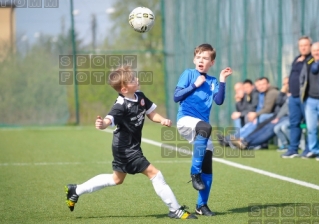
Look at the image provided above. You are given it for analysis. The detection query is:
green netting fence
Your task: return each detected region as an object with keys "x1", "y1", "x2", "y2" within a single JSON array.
[
  {"x1": 0, "y1": 0, "x2": 164, "y2": 126},
  {"x1": 162, "y1": 0, "x2": 319, "y2": 126},
  {"x1": 1, "y1": 0, "x2": 319, "y2": 127}
]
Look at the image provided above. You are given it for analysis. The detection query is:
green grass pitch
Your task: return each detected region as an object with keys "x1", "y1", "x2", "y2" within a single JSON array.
[{"x1": 0, "y1": 123, "x2": 318, "y2": 224}]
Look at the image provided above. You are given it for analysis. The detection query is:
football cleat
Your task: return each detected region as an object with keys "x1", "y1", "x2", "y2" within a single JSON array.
[
  {"x1": 168, "y1": 206, "x2": 198, "y2": 219},
  {"x1": 195, "y1": 204, "x2": 216, "y2": 216},
  {"x1": 65, "y1": 184, "x2": 79, "y2": 212},
  {"x1": 189, "y1": 173, "x2": 205, "y2": 191}
]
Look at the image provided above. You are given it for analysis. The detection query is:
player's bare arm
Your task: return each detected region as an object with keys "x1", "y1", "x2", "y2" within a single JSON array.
[
  {"x1": 147, "y1": 111, "x2": 172, "y2": 127},
  {"x1": 95, "y1": 116, "x2": 112, "y2": 130}
]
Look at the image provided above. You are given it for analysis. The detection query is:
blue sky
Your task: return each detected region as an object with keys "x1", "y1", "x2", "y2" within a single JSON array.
[{"x1": 15, "y1": 0, "x2": 115, "y2": 45}]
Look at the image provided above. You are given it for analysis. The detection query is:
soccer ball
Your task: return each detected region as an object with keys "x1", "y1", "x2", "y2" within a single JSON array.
[{"x1": 128, "y1": 7, "x2": 155, "y2": 33}]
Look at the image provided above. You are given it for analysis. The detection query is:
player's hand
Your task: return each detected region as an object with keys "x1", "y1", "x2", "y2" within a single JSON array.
[
  {"x1": 95, "y1": 116, "x2": 105, "y2": 130},
  {"x1": 194, "y1": 75, "x2": 206, "y2": 87},
  {"x1": 161, "y1": 119, "x2": 172, "y2": 127},
  {"x1": 231, "y1": 111, "x2": 241, "y2": 120},
  {"x1": 219, "y1": 67, "x2": 232, "y2": 82}
]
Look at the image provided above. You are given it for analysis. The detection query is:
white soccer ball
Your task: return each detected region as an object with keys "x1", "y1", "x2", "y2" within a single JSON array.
[{"x1": 129, "y1": 7, "x2": 155, "y2": 33}]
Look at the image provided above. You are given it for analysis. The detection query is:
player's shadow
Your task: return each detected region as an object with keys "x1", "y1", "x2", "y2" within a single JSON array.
[
  {"x1": 76, "y1": 214, "x2": 168, "y2": 219},
  {"x1": 227, "y1": 203, "x2": 298, "y2": 215},
  {"x1": 75, "y1": 203, "x2": 301, "y2": 219}
]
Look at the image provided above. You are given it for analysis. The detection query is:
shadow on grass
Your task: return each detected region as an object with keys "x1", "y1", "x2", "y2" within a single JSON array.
[
  {"x1": 75, "y1": 203, "x2": 307, "y2": 219},
  {"x1": 76, "y1": 214, "x2": 169, "y2": 219},
  {"x1": 227, "y1": 203, "x2": 303, "y2": 215}
]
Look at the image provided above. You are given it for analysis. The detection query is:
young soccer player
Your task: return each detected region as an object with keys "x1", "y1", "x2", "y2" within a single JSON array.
[
  {"x1": 65, "y1": 66, "x2": 197, "y2": 220},
  {"x1": 174, "y1": 44, "x2": 232, "y2": 216}
]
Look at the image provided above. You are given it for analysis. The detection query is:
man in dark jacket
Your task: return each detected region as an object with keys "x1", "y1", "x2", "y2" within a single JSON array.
[
  {"x1": 281, "y1": 36, "x2": 312, "y2": 158},
  {"x1": 299, "y1": 42, "x2": 319, "y2": 160}
]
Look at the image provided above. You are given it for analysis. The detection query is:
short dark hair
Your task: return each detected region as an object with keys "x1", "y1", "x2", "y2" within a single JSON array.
[
  {"x1": 243, "y1": 79, "x2": 253, "y2": 85},
  {"x1": 259, "y1": 77, "x2": 269, "y2": 83},
  {"x1": 298, "y1": 35, "x2": 312, "y2": 44}
]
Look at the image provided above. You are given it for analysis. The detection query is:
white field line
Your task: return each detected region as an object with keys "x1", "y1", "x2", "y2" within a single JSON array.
[
  {"x1": 0, "y1": 126, "x2": 84, "y2": 131},
  {"x1": 104, "y1": 129, "x2": 319, "y2": 191},
  {"x1": 1, "y1": 128, "x2": 319, "y2": 190}
]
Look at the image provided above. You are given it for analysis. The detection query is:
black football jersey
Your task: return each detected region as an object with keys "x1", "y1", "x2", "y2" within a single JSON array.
[{"x1": 105, "y1": 91, "x2": 156, "y2": 162}]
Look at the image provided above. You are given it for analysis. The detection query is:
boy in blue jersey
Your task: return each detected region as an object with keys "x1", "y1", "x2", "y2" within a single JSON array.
[{"x1": 174, "y1": 44, "x2": 232, "y2": 216}]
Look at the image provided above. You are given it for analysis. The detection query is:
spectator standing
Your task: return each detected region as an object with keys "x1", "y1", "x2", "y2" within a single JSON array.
[
  {"x1": 300, "y1": 42, "x2": 319, "y2": 160},
  {"x1": 281, "y1": 36, "x2": 312, "y2": 158}
]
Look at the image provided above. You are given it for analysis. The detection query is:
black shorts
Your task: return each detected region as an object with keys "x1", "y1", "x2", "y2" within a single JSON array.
[{"x1": 112, "y1": 155, "x2": 150, "y2": 175}]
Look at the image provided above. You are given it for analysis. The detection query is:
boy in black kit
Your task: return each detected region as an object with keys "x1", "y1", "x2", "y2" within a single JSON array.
[{"x1": 65, "y1": 66, "x2": 197, "y2": 220}]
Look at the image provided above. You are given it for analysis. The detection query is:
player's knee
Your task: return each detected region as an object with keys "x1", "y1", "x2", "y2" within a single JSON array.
[
  {"x1": 195, "y1": 121, "x2": 212, "y2": 138},
  {"x1": 112, "y1": 175, "x2": 125, "y2": 185},
  {"x1": 114, "y1": 178, "x2": 124, "y2": 185}
]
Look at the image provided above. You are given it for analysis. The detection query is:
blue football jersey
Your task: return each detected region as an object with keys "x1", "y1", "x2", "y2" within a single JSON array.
[{"x1": 176, "y1": 69, "x2": 220, "y2": 122}]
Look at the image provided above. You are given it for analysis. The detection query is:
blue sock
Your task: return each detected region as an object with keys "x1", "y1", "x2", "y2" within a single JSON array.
[
  {"x1": 191, "y1": 135, "x2": 208, "y2": 174},
  {"x1": 197, "y1": 173, "x2": 213, "y2": 207}
]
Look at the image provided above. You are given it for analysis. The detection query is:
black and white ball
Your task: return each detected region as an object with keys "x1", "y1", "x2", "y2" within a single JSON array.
[{"x1": 129, "y1": 7, "x2": 155, "y2": 33}]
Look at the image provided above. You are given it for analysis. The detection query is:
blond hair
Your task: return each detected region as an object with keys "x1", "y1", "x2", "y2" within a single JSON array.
[{"x1": 108, "y1": 65, "x2": 136, "y2": 92}]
